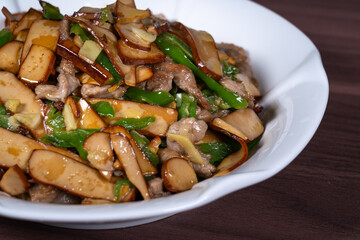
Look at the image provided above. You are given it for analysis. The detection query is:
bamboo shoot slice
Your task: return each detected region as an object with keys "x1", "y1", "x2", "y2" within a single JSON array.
[
  {"x1": 162, "y1": 157, "x2": 198, "y2": 192},
  {"x1": 103, "y1": 125, "x2": 157, "y2": 175},
  {"x1": 0, "y1": 165, "x2": 29, "y2": 196},
  {"x1": 111, "y1": 133, "x2": 151, "y2": 200},
  {"x1": 77, "y1": 98, "x2": 107, "y2": 129},
  {"x1": 29, "y1": 149, "x2": 116, "y2": 201},
  {"x1": 0, "y1": 127, "x2": 85, "y2": 171},
  {"x1": 0, "y1": 71, "x2": 46, "y2": 138}
]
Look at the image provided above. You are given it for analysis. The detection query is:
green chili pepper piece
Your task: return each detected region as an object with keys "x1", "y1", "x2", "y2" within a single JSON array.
[
  {"x1": 46, "y1": 107, "x2": 65, "y2": 130},
  {"x1": 40, "y1": 1, "x2": 63, "y2": 20},
  {"x1": 247, "y1": 136, "x2": 262, "y2": 153},
  {"x1": 0, "y1": 115, "x2": 14, "y2": 131},
  {"x1": 175, "y1": 93, "x2": 197, "y2": 119},
  {"x1": 95, "y1": 51, "x2": 122, "y2": 85},
  {"x1": 159, "y1": 32, "x2": 194, "y2": 62},
  {"x1": 130, "y1": 130, "x2": 159, "y2": 166},
  {"x1": 221, "y1": 60, "x2": 239, "y2": 80},
  {"x1": 197, "y1": 142, "x2": 239, "y2": 166},
  {"x1": 70, "y1": 23, "x2": 93, "y2": 42},
  {"x1": 125, "y1": 87, "x2": 174, "y2": 107},
  {"x1": 114, "y1": 178, "x2": 133, "y2": 201},
  {"x1": 114, "y1": 116, "x2": 155, "y2": 130},
  {"x1": 202, "y1": 89, "x2": 231, "y2": 113},
  {"x1": 100, "y1": 7, "x2": 114, "y2": 23},
  {"x1": 130, "y1": 130, "x2": 149, "y2": 148},
  {"x1": 91, "y1": 101, "x2": 115, "y2": 117},
  {"x1": 155, "y1": 33, "x2": 248, "y2": 109},
  {"x1": 41, "y1": 129, "x2": 99, "y2": 159},
  {"x1": 142, "y1": 146, "x2": 159, "y2": 166},
  {"x1": 0, "y1": 105, "x2": 8, "y2": 115},
  {"x1": 0, "y1": 29, "x2": 12, "y2": 48}
]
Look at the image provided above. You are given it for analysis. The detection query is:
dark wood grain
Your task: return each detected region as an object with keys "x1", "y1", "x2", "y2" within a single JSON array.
[{"x1": 1, "y1": 0, "x2": 359, "y2": 239}]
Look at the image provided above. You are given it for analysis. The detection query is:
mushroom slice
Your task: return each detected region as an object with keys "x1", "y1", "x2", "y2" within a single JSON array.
[
  {"x1": 211, "y1": 117, "x2": 248, "y2": 142},
  {"x1": 12, "y1": 8, "x2": 42, "y2": 37},
  {"x1": 117, "y1": 40, "x2": 165, "y2": 65},
  {"x1": 0, "y1": 165, "x2": 29, "y2": 196},
  {"x1": 115, "y1": 2, "x2": 150, "y2": 24},
  {"x1": 116, "y1": 0, "x2": 136, "y2": 8},
  {"x1": 220, "y1": 108, "x2": 264, "y2": 142},
  {"x1": 162, "y1": 157, "x2": 198, "y2": 192},
  {"x1": 175, "y1": 22, "x2": 223, "y2": 80},
  {"x1": 29, "y1": 149, "x2": 116, "y2": 201},
  {"x1": 115, "y1": 22, "x2": 152, "y2": 51},
  {"x1": 83, "y1": 132, "x2": 114, "y2": 171},
  {"x1": 111, "y1": 133, "x2": 151, "y2": 200}
]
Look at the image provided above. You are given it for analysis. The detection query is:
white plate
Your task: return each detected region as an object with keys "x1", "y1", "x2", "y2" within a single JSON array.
[{"x1": 0, "y1": 0, "x2": 328, "y2": 229}]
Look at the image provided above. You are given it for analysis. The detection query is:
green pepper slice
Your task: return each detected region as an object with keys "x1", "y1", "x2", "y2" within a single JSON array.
[
  {"x1": 39, "y1": 1, "x2": 64, "y2": 20},
  {"x1": 0, "y1": 29, "x2": 11, "y2": 48},
  {"x1": 155, "y1": 33, "x2": 248, "y2": 109},
  {"x1": 114, "y1": 116, "x2": 155, "y2": 130},
  {"x1": 125, "y1": 87, "x2": 174, "y2": 107}
]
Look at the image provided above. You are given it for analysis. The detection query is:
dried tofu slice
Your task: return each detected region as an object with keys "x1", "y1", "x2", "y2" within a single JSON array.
[
  {"x1": 0, "y1": 41, "x2": 23, "y2": 74},
  {"x1": 18, "y1": 44, "x2": 56, "y2": 86},
  {"x1": 21, "y1": 19, "x2": 60, "y2": 62}
]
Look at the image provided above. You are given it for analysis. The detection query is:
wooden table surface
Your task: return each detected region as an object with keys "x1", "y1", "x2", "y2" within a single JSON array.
[{"x1": 1, "y1": 0, "x2": 359, "y2": 239}]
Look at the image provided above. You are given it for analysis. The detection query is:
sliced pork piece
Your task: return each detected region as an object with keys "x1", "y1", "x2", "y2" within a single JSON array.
[
  {"x1": 196, "y1": 106, "x2": 212, "y2": 123},
  {"x1": 163, "y1": 62, "x2": 210, "y2": 110},
  {"x1": 35, "y1": 72, "x2": 81, "y2": 102},
  {"x1": 167, "y1": 117, "x2": 207, "y2": 154},
  {"x1": 147, "y1": 58, "x2": 210, "y2": 110},
  {"x1": 29, "y1": 183, "x2": 60, "y2": 203},
  {"x1": 234, "y1": 73, "x2": 261, "y2": 98},
  {"x1": 146, "y1": 70, "x2": 173, "y2": 92},
  {"x1": 192, "y1": 149, "x2": 216, "y2": 178},
  {"x1": 219, "y1": 77, "x2": 254, "y2": 102},
  {"x1": 148, "y1": 177, "x2": 170, "y2": 198},
  {"x1": 57, "y1": 58, "x2": 77, "y2": 75},
  {"x1": 59, "y1": 18, "x2": 71, "y2": 41},
  {"x1": 81, "y1": 84, "x2": 126, "y2": 99},
  {"x1": 212, "y1": 109, "x2": 231, "y2": 119}
]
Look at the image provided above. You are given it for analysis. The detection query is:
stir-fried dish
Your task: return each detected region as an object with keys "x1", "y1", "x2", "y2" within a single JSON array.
[{"x1": 0, "y1": 0, "x2": 264, "y2": 204}]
